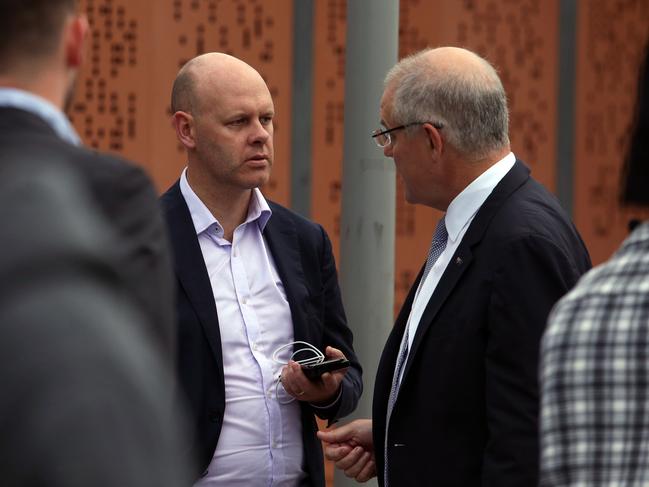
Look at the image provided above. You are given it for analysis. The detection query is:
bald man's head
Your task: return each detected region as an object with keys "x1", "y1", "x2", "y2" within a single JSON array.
[
  {"x1": 170, "y1": 53, "x2": 267, "y2": 116},
  {"x1": 384, "y1": 46, "x2": 510, "y2": 159},
  {"x1": 170, "y1": 52, "x2": 275, "y2": 195}
]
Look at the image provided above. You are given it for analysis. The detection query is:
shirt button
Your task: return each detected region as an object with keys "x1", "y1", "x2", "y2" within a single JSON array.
[
  {"x1": 242, "y1": 297, "x2": 248, "y2": 305},
  {"x1": 252, "y1": 342, "x2": 258, "y2": 351}
]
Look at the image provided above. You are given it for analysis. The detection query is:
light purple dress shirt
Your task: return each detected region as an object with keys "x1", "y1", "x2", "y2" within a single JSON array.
[{"x1": 180, "y1": 169, "x2": 306, "y2": 486}]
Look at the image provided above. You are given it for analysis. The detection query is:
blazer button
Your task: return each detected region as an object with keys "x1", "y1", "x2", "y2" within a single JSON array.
[{"x1": 209, "y1": 412, "x2": 220, "y2": 423}]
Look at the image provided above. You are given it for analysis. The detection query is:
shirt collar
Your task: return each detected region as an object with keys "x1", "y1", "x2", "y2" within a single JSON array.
[
  {"x1": 0, "y1": 87, "x2": 81, "y2": 146},
  {"x1": 179, "y1": 167, "x2": 272, "y2": 237},
  {"x1": 444, "y1": 152, "x2": 516, "y2": 242}
]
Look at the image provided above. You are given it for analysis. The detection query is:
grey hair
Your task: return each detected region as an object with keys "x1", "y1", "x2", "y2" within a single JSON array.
[{"x1": 384, "y1": 48, "x2": 510, "y2": 159}]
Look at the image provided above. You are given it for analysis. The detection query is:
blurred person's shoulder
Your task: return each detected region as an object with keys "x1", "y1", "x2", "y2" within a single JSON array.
[{"x1": 545, "y1": 221, "x2": 649, "y2": 344}]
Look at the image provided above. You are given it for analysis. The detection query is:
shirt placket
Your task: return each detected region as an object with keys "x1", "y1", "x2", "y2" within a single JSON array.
[{"x1": 230, "y1": 226, "x2": 283, "y2": 486}]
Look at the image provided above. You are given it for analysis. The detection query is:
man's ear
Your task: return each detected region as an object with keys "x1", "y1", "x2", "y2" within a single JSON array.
[
  {"x1": 423, "y1": 122, "x2": 444, "y2": 157},
  {"x1": 172, "y1": 111, "x2": 197, "y2": 149},
  {"x1": 64, "y1": 15, "x2": 89, "y2": 69}
]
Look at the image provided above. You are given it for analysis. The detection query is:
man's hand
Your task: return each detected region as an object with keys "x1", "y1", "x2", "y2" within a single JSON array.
[
  {"x1": 317, "y1": 419, "x2": 376, "y2": 482},
  {"x1": 280, "y1": 346, "x2": 348, "y2": 405}
]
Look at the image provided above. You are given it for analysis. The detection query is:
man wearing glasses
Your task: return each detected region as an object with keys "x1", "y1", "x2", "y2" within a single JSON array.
[{"x1": 318, "y1": 46, "x2": 591, "y2": 486}]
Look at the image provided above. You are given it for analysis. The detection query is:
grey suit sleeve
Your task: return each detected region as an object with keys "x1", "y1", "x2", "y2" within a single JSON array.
[
  {"x1": 0, "y1": 164, "x2": 190, "y2": 487},
  {"x1": 106, "y1": 161, "x2": 177, "y2": 361}
]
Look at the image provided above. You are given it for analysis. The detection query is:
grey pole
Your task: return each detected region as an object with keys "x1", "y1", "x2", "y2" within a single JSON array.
[
  {"x1": 290, "y1": 0, "x2": 314, "y2": 217},
  {"x1": 556, "y1": 0, "x2": 577, "y2": 216},
  {"x1": 336, "y1": 1, "x2": 399, "y2": 486}
]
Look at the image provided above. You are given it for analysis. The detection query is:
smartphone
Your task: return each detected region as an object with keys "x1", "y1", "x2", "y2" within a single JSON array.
[{"x1": 301, "y1": 358, "x2": 350, "y2": 380}]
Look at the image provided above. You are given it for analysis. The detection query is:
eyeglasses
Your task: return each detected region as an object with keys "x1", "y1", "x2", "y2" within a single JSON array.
[{"x1": 371, "y1": 121, "x2": 444, "y2": 148}]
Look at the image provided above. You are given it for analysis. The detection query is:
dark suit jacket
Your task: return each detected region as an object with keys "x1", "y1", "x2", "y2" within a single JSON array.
[
  {"x1": 373, "y1": 161, "x2": 591, "y2": 487},
  {"x1": 161, "y1": 181, "x2": 363, "y2": 485},
  {"x1": 0, "y1": 162, "x2": 191, "y2": 487},
  {"x1": 0, "y1": 107, "x2": 175, "y2": 358}
]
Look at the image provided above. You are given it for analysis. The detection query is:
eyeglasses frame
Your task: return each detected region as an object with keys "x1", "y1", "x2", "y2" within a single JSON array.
[{"x1": 371, "y1": 121, "x2": 444, "y2": 148}]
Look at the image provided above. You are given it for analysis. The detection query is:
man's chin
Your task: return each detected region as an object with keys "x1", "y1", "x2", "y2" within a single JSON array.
[
  {"x1": 242, "y1": 172, "x2": 271, "y2": 190},
  {"x1": 254, "y1": 176, "x2": 272, "y2": 190}
]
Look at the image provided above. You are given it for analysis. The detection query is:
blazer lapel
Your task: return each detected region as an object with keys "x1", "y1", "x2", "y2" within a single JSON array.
[
  {"x1": 401, "y1": 161, "x2": 531, "y2": 382},
  {"x1": 162, "y1": 182, "x2": 224, "y2": 373},
  {"x1": 263, "y1": 204, "x2": 311, "y2": 344}
]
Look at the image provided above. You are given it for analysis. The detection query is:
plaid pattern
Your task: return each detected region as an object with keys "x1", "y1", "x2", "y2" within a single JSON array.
[{"x1": 540, "y1": 221, "x2": 649, "y2": 486}]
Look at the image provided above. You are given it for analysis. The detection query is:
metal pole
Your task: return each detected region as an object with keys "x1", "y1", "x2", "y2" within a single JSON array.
[
  {"x1": 290, "y1": 0, "x2": 314, "y2": 217},
  {"x1": 337, "y1": 1, "x2": 399, "y2": 485},
  {"x1": 556, "y1": 0, "x2": 577, "y2": 216}
]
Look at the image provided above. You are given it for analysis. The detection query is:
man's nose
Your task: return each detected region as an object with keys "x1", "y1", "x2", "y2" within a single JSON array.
[{"x1": 249, "y1": 120, "x2": 271, "y2": 144}]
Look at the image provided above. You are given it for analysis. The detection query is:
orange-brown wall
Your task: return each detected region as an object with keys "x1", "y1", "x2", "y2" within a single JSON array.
[
  {"x1": 69, "y1": 0, "x2": 649, "y2": 311},
  {"x1": 573, "y1": 0, "x2": 649, "y2": 264},
  {"x1": 70, "y1": 0, "x2": 293, "y2": 204},
  {"x1": 68, "y1": 3, "x2": 649, "y2": 482}
]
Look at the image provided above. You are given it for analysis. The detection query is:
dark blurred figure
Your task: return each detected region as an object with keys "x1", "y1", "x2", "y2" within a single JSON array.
[
  {"x1": 0, "y1": 0, "x2": 190, "y2": 485},
  {"x1": 540, "y1": 43, "x2": 649, "y2": 486},
  {"x1": 0, "y1": 162, "x2": 190, "y2": 487},
  {"x1": 0, "y1": 0, "x2": 175, "y2": 359},
  {"x1": 622, "y1": 45, "x2": 649, "y2": 206}
]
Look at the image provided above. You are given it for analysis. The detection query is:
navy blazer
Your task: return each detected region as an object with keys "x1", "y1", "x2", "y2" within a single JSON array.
[
  {"x1": 373, "y1": 161, "x2": 591, "y2": 487},
  {"x1": 161, "y1": 181, "x2": 362, "y2": 485}
]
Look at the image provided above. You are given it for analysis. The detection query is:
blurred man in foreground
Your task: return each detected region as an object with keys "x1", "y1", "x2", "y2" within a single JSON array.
[
  {"x1": 0, "y1": 0, "x2": 175, "y2": 358},
  {"x1": 0, "y1": 0, "x2": 189, "y2": 484},
  {"x1": 540, "y1": 43, "x2": 649, "y2": 486}
]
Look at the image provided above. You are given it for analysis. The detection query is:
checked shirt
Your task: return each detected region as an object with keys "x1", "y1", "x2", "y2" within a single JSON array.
[{"x1": 540, "y1": 221, "x2": 649, "y2": 486}]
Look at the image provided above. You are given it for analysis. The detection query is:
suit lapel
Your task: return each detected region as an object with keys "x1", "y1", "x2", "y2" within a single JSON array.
[
  {"x1": 162, "y1": 182, "x2": 224, "y2": 372},
  {"x1": 263, "y1": 204, "x2": 311, "y2": 343},
  {"x1": 401, "y1": 161, "x2": 531, "y2": 383}
]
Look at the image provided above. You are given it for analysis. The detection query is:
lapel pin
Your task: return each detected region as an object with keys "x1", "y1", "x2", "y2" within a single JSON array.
[{"x1": 455, "y1": 257, "x2": 463, "y2": 265}]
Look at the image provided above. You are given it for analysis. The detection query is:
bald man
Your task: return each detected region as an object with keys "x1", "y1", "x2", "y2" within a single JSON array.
[
  {"x1": 318, "y1": 47, "x2": 591, "y2": 486},
  {"x1": 161, "y1": 53, "x2": 362, "y2": 486}
]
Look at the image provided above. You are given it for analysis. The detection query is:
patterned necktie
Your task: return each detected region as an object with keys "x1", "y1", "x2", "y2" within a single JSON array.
[
  {"x1": 420, "y1": 217, "x2": 448, "y2": 287},
  {"x1": 384, "y1": 217, "x2": 447, "y2": 485}
]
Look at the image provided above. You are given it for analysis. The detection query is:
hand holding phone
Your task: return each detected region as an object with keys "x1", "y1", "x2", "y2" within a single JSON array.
[{"x1": 301, "y1": 357, "x2": 350, "y2": 380}]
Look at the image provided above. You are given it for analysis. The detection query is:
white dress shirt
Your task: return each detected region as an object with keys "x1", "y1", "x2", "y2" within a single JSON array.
[
  {"x1": 180, "y1": 170, "x2": 305, "y2": 486},
  {"x1": 398, "y1": 152, "x2": 517, "y2": 385}
]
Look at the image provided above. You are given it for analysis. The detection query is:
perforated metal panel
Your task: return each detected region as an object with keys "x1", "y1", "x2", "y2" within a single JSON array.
[
  {"x1": 68, "y1": 0, "x2": 649, "y2": 315},
  {"x1": 69, "y1": 0, "x2": 293, "y2": 204},
  {"x1": 573, "y1": 0, "x2": 649, "y2": 264},
  {"x1": 311, "y1": 0, "x2": 346, "y2": 260}
]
